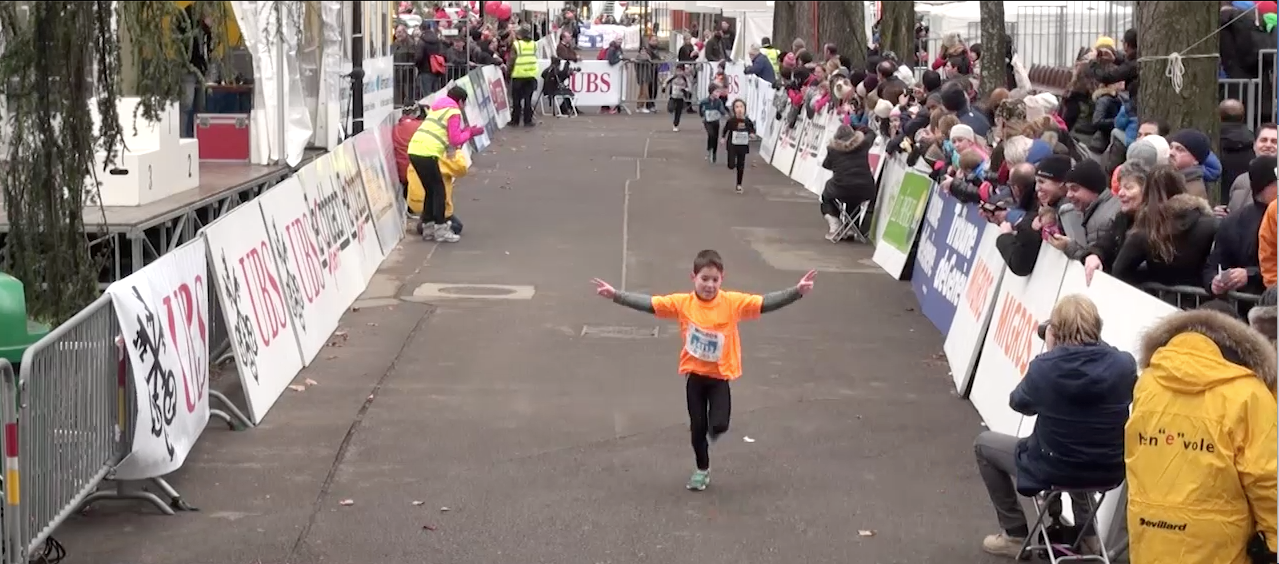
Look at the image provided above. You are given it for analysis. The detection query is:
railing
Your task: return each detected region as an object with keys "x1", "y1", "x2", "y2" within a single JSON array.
[
  {"x1": 1139, "y1": 282, "x2": 1262, "y2": 312},
  {"x1": 393, "y1": 61, "x2": 475, "y2": 110}
]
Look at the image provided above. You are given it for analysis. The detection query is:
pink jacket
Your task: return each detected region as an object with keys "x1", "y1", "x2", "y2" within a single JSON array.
[{"x1": 430, "y1": 96, "x2": 479, "y2": 147}]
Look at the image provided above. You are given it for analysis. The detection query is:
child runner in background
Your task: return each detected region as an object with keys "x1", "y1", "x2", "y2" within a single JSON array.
[
  {"x1": 665, "y1": 64, "x2": 692, "y2": 132},
  {"x1": 698, "y1": 85, "x2": 728, "y2": 163},
  {"x1": 591, "y1": 250, "x2": 817, "y2": 491},
  {"x1": 721, "y1": 99, "x2": 756, "y2": 194}
]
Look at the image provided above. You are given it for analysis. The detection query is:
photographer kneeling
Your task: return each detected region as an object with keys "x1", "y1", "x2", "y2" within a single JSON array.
[{"x1": 974, "y1": 294, "x2": 1138, "y2": 558}]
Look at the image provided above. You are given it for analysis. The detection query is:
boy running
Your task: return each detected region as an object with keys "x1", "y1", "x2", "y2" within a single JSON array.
[{"x1": 591, "y1": 250, "x2": 817, "y2": 491}]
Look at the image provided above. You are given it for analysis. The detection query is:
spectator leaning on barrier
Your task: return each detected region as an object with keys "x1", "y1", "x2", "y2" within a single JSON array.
[
  {"x1": 1111, "y1": 166, "x2": 1219, "y2": 288},
  {"x1": 1228, "y1": 123, "x2": 1278, "y2": 212},
  {"x1": 1126, "y1": 308, "x2": 1277, "y2": 564},
  {"x1": 974, "y1": 294, "x2": 1136, "y2": 558},
  {"x1": 1205, "y1": 155, "x2": 1277, "y2": 297},
  {"x1": 1050, "y1": 159, "x2": 1122, "y2": 262},
  {"x1": 1086, "y1": 161, "x2": 1147, "y2": 282},
  {"x1": 744, "y1": 44, "x2": 776, "y2": 84},
  {"x1": 1168, "y1": 129, "x2": 1213, "y2": 201},
  {"x1": 996, "y1": 161, "x2": 1058, "y2": 276}
]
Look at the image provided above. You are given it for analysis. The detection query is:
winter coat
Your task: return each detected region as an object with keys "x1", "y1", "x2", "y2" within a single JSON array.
[
  {"x1": 1063, "y1": 189, "x2": 1123, "y2": 261},
  {"x1": 821, "y1": 129, "x2": 878, "y2": 203},
  {"x1": 1126, "y1": 309, "x2": 1278, "y2": 564},
  {"x1": 1112, "y1": 194, "x2": 1219, "y2": 287}
]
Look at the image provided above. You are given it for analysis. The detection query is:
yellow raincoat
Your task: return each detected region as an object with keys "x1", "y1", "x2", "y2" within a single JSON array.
[
  {"x1": 1125, "y1": 310, "x2": 1278, "y2": 564},
  {"x1": 406, "y1": 151, "x2": 469, "y2": 218}
]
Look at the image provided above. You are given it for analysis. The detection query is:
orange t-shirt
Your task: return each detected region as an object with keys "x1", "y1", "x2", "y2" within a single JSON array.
[{"x1": 652, "y1": 291, "x2": 764, "y2": 380}]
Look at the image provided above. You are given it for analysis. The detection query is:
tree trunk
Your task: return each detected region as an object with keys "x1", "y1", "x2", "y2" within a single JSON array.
[
  {"x1": 772, "y1": 1, "x2": 795, "y2": 50},
  {"x1": 818, "y1": 2, "x2": 867, "y2": 70},
  {"x1": 978, "y1": 0, "x2": 1009, "y2": 98},
  {"x1": 1136, "y1": 2, "x2": 1219, "y2": 158},
  {"x1": 879, "y1": 1, "x2": 915, "y2": 66}
]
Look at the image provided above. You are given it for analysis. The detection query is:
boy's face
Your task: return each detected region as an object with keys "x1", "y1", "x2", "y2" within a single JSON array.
[{"x1": 691, "y1": 266, "x2": 722, "y2": 300}]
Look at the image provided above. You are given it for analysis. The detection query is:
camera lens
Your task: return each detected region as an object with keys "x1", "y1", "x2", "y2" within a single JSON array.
[{"x1": 1037, "y1": 321, "x2": 1050, "y2": 340}]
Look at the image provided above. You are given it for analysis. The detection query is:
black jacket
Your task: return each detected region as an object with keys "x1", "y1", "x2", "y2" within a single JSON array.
[
  {"x1": 821, "y1": 128, "x2": 878, "y2": 202},
  {"x1": 995, "y1": 214, "x2": 1044, "y2": 276},
  {"x1": 1113, "y1": 194, "x2": 1219, "y2": 287},
  {"x1": 1219, "y1": 122, "x2": 1256, "y2": 194},
  {"x1": 1012, "y1": 343, "x2": 1137, "y2": 495},
  {"x1": 1203, "y1": 198, "x2": 1269, "y2": 295}
]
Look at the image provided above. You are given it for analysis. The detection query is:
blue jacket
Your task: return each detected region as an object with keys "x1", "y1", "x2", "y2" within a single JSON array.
[
  {"x1": 1115, "y1": 103, "x2": 1138, "y2": 145},
  {"x1": 1203, "y1": 151, "x2": 1222, "y2": 182},
  {"x1": 744, "y1": 53, "x2": 776, "y2": 83},
  {"x1": 1010, "y1": 343, "x2": 1137, "y2": 495}
]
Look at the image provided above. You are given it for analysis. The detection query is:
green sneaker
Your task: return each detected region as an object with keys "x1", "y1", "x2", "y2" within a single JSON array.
[{"x1": 686, "y1": 469, "x2": 711, "y2": 491}]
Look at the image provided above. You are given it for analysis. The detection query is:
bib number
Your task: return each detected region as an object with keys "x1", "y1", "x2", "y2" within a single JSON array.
[
  {"x1": 684, "y1": 325, "x2": 725, "y2": 363},
  {"x1": 731, "y1": 130, "x2": 750, "y2": 145},
  {"x1": 704, "y1": 109, "x2": 721, "y2": 122}
]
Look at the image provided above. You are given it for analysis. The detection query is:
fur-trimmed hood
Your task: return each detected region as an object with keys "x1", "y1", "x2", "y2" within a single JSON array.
[
  {"x1": 1163, "y1": 192, "x2": 1213, "y2": 231},
  {"x1": 828, "y1": 129, "x2": 868, "y2": 152},
  {"x1": 1139, "y1": 309, "x2": 1277, "y2": 392}
]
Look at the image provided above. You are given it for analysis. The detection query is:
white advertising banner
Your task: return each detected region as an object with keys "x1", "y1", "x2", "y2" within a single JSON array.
[
  {"x1": 483, "y1": 65, "x2": 512, "y2": 128},
  {"x1": 204, "y1": 201, "x2": 306, "y2": 425},
  {"x1": 770, "y1": 114, "x2": 805, "y2": 177},
  {"x1": 256, "y1": 174, "x2": 370, "y2": 364},
  {"x1": 536, "y1": 60, "x2": 623, "y2": 107},
  {"x1": 352, "y1": 130, "x2": 404, "y2": 257},
  {"x1": 108, "y1": 239, "x2": 211, "y2": 479},
  {"x1": 944, "y1": 222, "x2": 1007, "y2": 396},
  {"x1": 968, "y1": 246, "x2": 1070, "y2": 437},
  {"x1": 326, "y1": 145, "x2": 386, "y2": 284}
]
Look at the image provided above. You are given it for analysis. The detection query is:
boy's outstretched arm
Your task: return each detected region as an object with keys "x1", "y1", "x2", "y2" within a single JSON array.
[
  {"x1": 591, "y1": 278, "x2": 655, "y2": 314},
  {"x1": 612, "y1": 290, "x2": 656, "y2": 313},
  {"x1": 759, "y1": 270, "x2": 817, "y2": 314},
  {"x1": 760, "y1": 287, "x2": 802, "y2": 313}
]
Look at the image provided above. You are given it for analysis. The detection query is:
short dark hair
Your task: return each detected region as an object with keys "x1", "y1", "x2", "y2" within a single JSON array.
[
  {"x1": 1260, "y1": 122, "x2": 1278, "y2": 134},
  {"x1": 447, "y1": 86, "x2": 468, "y2": 103},
  {"x1": 1140, "y1": 118, "x2": 1170, "y2": 136},
  {"x1": 693, "y1": 249, "x2": 724, "y2": 274}
]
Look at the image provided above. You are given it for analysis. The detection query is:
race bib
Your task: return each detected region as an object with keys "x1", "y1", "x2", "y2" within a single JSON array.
[
  {"x1": 684, "y1": 325, "x2": 725, "y2": 363},
  {"x1": 704, "y1": 109, "x2": 722, "y2": 122},
  {"x1": 731, "y1": 130, "x2": 750, "y2": 145}
]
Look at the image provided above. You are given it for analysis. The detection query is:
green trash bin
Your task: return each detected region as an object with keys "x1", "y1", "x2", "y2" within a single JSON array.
[{"x1": 0, "y1": 272, "x2": 50, "y2": 369}]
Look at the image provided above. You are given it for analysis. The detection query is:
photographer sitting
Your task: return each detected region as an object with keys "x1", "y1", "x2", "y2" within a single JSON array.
[{"x1": 974, "y1": 294, "x2": 1137, "y2": 558}]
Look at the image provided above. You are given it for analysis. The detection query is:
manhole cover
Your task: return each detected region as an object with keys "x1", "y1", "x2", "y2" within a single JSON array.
[
  {"x1": 581, "y1": 325, "x2": 661, "y2": 338},
  {"x1": 438, "y1": 285, "x2": 518, "y2": 296}
]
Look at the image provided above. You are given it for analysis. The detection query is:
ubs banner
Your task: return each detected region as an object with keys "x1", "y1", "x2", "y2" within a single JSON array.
[{"x1": 911, "y1": 186, "x2": 989, "y2": 334}]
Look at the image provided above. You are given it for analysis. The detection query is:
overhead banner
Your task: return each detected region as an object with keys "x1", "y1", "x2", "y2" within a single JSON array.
[
  {"x1": 108, "y1": 239, "x2": 211, "y2": 479},
  {"x1": 912, "y1": 186, "x2": 990, "y2": 334}
]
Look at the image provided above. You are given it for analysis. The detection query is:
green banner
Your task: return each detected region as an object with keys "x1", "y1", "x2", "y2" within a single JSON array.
[{"x1": 880, "y1": 170, "x2": 933, "y2": 253}]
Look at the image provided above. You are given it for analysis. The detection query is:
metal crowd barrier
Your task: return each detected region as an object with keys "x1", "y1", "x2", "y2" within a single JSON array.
[
  {"x1": 393, "y1": 61, "x2": 481, "y2": 111},
  {"x1": 1138, "y1": 282, "x2": 1261, "y2": 313},
  {"x1": 617, "y1": 59, "x2": 723, "y2": 112}
]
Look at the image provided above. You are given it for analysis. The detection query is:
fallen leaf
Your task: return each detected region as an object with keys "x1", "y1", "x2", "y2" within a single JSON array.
[
  {"x1": 339, "y1": 499, "x2": 355, "y2": 506},
  {"x1": 334, "y1": 330, "x2": 349, "y2": 339},
  {"x1": 440, "y1": 507, "x2": 450, "y2": 512},
  {"x1": 304, "y1": 378, "x2": 318, "y2": 386},
  {"x1": 350, "y1": 306, "x2": 361, "y2": 312},
  {"x1": 324, "y1": 355, "x2": 338, "y2": 360},
  {"x1": 858, "y1": 530, "x2": 875, "y2": 537},
  {"x1": 367, "y1": 322, "x2": 378, "y2": 327},
  {"x1": 423, "y1": 524, "x2": 437, "y2": 531},
  {"x1": 287, "y1": 384, "x2": 307, "y2": 392},
  {"x1": 742, "y1": 436, "x2": 756, "y2": 443},
  {"x1": 412, "y1": 501, "x2": 425, "y2": 506}
]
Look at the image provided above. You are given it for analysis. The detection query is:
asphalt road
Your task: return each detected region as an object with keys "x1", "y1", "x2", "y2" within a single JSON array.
[{"x1": 57, "y1": 112, "x2": 1013, "y2": 564}]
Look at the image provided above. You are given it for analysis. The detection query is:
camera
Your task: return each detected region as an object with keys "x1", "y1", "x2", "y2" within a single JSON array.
[{"x1": 1037, "y1": 320, "x2": 1051, "y2": 340}]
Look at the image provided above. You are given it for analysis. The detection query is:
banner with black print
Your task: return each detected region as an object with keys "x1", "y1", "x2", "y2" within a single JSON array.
[{"x1": 107, "y1": 238, "x2": 211, "y2": 479}]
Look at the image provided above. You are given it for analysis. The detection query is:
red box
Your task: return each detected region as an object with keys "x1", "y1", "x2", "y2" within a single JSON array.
[{"x1": 196, "y1": 113, "x2": 251, "y2": 161}]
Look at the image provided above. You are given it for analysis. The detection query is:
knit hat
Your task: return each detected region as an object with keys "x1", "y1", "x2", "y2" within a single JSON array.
[
  {"x1": 1023, "y1": 92, "x2": 1059, "y2": 121},
  {"x1": 1035, "y1": 155, "x2": 1072, "y2": 181},
  {"x1": 1026, "y1": 139, "x2": 1053, "y2": 165},
  {"x1": 1126, "y1": 137, "x2": 1162, "y2": 168},
  {"x1": 950, "y1": 124, "x2": 976, "y2": 142},
  {"x1": 1248, "y1": 285, "x2": 1277, "y2": 343},
  {"x1": 874, "y1": 99, "x2": 894, "y2": 119},
  {"x1": 1169, "y1": 129, "x2": 1212, "y2": 164},
  {"x1": 1064, "y1": 160, "x2": 1108, "y2": 194},
  {"x1": 1249, "y1": 155, "x2": 1278, "y2": 194},
  {"x1": 1001, "y1": 136, "x2": 1034, "y2": 165},
  {"x1": 1094, "y1": 36, "x2": 1115, "y2": 50}
]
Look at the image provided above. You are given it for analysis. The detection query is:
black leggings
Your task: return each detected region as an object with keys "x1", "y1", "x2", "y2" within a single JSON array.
[
  {"x1": 704, "y1": 121, "x2": 720, "y2": 152},
  {"x1": 687, "y1": 373, "x2": 732, "y2": 471},
  {"x1": 727, "y1": 146, "x2": 747, "y2": 185},
  {"x1": 409, "y1": 154, "x2": 446, "y2": 224},
  {"x1": 820, "y1": 181, "x2": 869, "y2": 218}
]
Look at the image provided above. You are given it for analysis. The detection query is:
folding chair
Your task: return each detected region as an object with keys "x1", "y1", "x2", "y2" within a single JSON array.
[
  {"x1": 830, "y1": 200, "x2": 870, "y2": 244},
  {"x1": 1017, "y1": 484, "x2": 1122, "y2": 563},
  {"x1": 540, "y1": 90, "x2": 578, "y2": 117}
]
